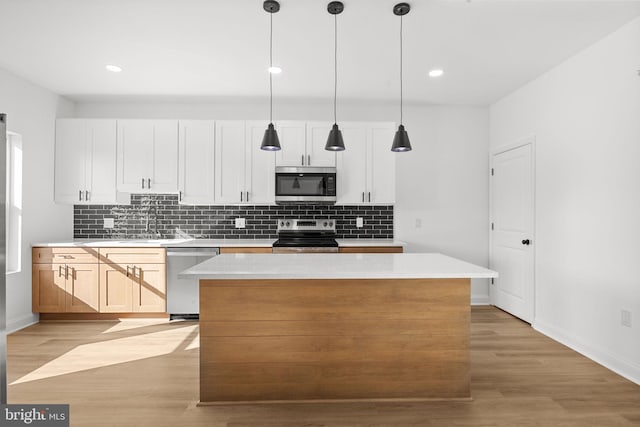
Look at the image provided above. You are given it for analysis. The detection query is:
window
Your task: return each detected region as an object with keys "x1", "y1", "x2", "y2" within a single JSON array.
[{"x1": 6, "y1": 132, "x2": 22, "y2": 274}]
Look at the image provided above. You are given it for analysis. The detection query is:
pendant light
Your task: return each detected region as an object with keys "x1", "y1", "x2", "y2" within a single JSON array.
[
  {"x1": 261, "y1": 0, "x2": 282, "y2": 151},
  {"x1": 391, "y1": 3, "x2": 412, "y2": 152},
  {"x1": 325, "y1": 1, "x2": 345, "y2": 151}
]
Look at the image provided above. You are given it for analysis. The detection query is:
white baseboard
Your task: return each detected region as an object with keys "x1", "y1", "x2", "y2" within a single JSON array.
[
  {"x1": 471, "y1": 295, "x2": 490, "y2": 305},
  {"x1": 533, "y1": 319, "x2": 640, "y2": 386},
  {"x1": 7, "y1": 313, "x2": 39, "y2": 334}
]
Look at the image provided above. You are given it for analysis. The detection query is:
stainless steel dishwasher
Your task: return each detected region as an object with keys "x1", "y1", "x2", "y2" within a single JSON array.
[{"x1": 166, "y1": 247, "x2": 219, "y2": 320}]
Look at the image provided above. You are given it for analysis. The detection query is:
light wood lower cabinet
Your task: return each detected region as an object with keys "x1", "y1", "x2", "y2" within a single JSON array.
[
  {"x1": 33, "y1": 246, "x2": 166, "y2": 314},
  {"x1": 32, "y1": 247, "x2": 100, "y2": 313},
  {"x1": 32, "y1": 263, "x2": 99, "y2": 313},
  {"x1": 99, "y1": 263, "x2": 166, "y2": 313}
]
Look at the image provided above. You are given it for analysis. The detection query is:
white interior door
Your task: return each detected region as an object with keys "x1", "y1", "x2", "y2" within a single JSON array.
[{"x1": 490, "y1": 140, "x2": 535, "y2": 323}]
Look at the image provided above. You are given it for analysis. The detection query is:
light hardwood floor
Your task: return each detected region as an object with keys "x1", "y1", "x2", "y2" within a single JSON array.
[{"x1": 7, "y1": 306, "x2": 640, "y2": 426}]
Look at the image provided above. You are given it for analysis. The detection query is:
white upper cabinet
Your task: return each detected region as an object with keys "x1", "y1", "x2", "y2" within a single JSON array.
[
  {"x1": 117, "y1": 120, "x2": 178, "y2": 193},
  {"x1": 216, "y1": 121, "x2": 276, "y2": 204},
  {"x1": 55, "y1": 119, "x2": 121, "y2": 204},
  {"x1": 178, "y1": 120, "x2": 215, "y2": 205},
  {"x1": 215, "y1": 121, "x2": 246, "y2": 204},
  {"x1": 246, "y1": 121, "x2": 276, "y2": 204},
  {"x1": 275, "y1": 121, "x2": 336, "y2": 167},
  {"x1": 336, "y1": 122, "x2": 396, "y2": 205},
  {"x1": 366, "y1": 123, "x2": 396, "y2": 204},
  {"x1": 336, "y1": 123, "x2": 367, "y2": 204},
  {"x1": 305, "y1": 122, "x2": 338, "y2": 167}
]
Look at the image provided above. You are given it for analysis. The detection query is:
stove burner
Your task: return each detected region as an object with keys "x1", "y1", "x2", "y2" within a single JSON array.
[{"x1": 272, "y1": 219, "x2": 338, "y2": 252}]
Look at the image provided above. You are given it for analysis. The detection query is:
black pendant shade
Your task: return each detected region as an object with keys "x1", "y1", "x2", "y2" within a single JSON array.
[
  {"x1": 261, "y1": 122, "x2": 281, "y2": 151},
  {"x1": 391, "y1": 3, "x2": 412, "y2": 153},
  {"x1": 261, "y1": 1, "x2": 282, "y2": 151},
  {"x1": 325, "y1": 2, "x2": 345, "y2": 151},
  {"x1": 391, "y1": 124, "x2": 412, "y2": 152},
  {"x1": 325, "y1": 123, "x2": 345, "y2": 151}
]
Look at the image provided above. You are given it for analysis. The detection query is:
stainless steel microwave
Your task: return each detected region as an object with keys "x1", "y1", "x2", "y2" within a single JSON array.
[{"x1": 275, "y1": 166, "x2": 337, "y2": 204}]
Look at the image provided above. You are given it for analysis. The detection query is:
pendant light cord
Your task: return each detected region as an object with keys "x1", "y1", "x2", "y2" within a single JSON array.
[
  {"x1": 400, "y1": 14, "x2": 403, "y2": 126},
  {"x1": 269, "y1": 12, "x2": 274, "y2": 123},
  {"x1": 334, "y1": 13, "x2": 338, "y2": 124}
]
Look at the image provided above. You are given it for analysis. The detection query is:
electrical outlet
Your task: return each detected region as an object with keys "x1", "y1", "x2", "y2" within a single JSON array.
[
  {"x1": 621, "y1": 310, "x2": 632, "y2": 327},
  {"x1": 356, "y1": 217, "x2": 364, "y2": 228},
  {"x1": 103, "y1": 218, "x2": 114, "y2": 229},
  {"x1": 415, "y1": 218, "x2": 422, "y2": 228},
  {"x1": 235, "y1": 218, "x2": 246, "y2": 229}
]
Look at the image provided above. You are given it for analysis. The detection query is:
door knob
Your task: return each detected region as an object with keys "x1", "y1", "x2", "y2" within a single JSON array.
[{"x1": 522, "y1": 239, "x2": 530, "y2": 245}]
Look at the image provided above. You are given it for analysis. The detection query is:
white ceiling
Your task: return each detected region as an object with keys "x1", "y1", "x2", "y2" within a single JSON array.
[{"x1": 1, "y1": 0, "x2": 639, "y2": 105}]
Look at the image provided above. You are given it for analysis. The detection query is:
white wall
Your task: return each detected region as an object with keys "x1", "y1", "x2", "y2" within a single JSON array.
[
  {"x1": 490, "y1": 17, "x2": 640, "y2": 383},
  {"x1": 75, "y1": 100, "x2": 490, "y2": 303},
  {"x1": 0, "y1": 67, "x2": 76, "y2": 332}
]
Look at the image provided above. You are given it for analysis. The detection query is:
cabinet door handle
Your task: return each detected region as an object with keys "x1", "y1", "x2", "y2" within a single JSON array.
[
  {"x1": 85, "y1": 190, "x2": 90, "y2": 201},
  {"x1": 134, "y1": 266, "x2": 140, "y2": 279},
  {"x1": 65, "y1": 265, "x2": 70, "y2": 280},
  {"x1": 126, "y1": 265, "x2": 131, "y2": 277},
  {"x1": 368, "y1": 192, "x2": 371, "y2": 203},
  {"x1": 246, "y1": 191, "x2": 249, "y2": 202},
  {"x1": 141, "y1": 178, "x2": 145, "y2": 189},
  {"x1": 147, "y1": 178, "x2": 151, "y2": 189},
  {"x1": 240, "y1": 191, "x2": 243, "y2": 202},
  {"x1": 362, "y1": 192, "x2": 365, "y2": 203},
  {"x1": 179, "y1": 191, "x2": 183, "y2": 202},
  {"x1": 79, "y1": 190, "x2": 83, "y2": 201},
  {"x1": 301, "y1": 155, "x2": 304, "y2": 166},
  {"x1": 307, "y1": 155, "x2": 311, "y2": 166},
  {"x1": 58, "y1": 265, "x2": 64, "y2": 277}
]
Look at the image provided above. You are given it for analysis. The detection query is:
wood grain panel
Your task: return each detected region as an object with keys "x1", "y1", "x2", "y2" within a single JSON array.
[
  {"x1": 199, "y1": 319, "x2": 469, "y2": 337},
  {"x1": 338, "y1": 246, "x2": 403, "y2": 253},
  {"x1": 200, "y1": 277, "x2": 470, "y2": 402},
  {"x1": 219, "y1": 247, "x2": 273, "y2": 254},
  {"x1": 32, "y1": 247, "x2": 100, "y2": 264},
  {"x1": 200, "y1": 278, "x2": 469, "y2": 322},
  {"x1": 200, "y1": 336, "x2": 469, "y2": 363}
]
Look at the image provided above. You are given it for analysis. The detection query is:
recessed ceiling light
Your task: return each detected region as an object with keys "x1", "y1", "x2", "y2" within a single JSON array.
[
  {"x1": 428, "y1": 69, "x2": 444, "y2": 78},
  {"x1": 268, "y1": 66, "x2": 282, "y2": 74},
  {"x1": 105, "y1": 64, "x2": 123, "y2": 73}
]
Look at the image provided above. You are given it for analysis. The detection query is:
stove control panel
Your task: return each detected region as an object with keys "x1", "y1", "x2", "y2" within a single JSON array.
[{"x1": 277, "y1": 219, "x2": 336, "y2": 232}]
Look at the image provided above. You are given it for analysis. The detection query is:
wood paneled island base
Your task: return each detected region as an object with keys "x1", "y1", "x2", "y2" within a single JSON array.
[{"x1": 199, "y1": 277, "x2": 470, "y2": 404}]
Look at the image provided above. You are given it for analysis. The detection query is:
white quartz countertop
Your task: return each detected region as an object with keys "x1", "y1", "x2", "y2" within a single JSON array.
[
  {"x1": 180, "y1": 253, "x2": 498, "y2": 280},
  {"x1": 31, "y1": 239, "x2": 275, "y2": 248},
  {"x1": 32, "y1": 238, "x2": 406, "y2": 248}
]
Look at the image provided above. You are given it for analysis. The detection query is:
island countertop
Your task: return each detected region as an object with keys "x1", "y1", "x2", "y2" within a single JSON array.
[{"x1": 180, "y1": 252, "x2": 497, "y2": 280}]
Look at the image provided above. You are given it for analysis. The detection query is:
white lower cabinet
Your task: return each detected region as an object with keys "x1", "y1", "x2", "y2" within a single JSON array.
[
  {"x1": 215, "y1": 121, "x2": 275, "y2": 204},
  {"x1": 178, "y1": 120, "x2": 215, "y2": 204}
]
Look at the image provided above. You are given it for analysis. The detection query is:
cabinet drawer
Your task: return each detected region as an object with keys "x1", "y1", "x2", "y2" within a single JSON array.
[
  {"x1": 33, "y1": 247, "x2": 99, "y2": 264},
  {"x1": 99, "y1": 247, "x2": 166, "y2": 264}
]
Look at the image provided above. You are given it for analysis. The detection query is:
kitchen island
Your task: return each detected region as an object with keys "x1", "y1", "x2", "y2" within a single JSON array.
[{"x1": 180, "y1": 253, "x2": 497, "y2": 404}]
